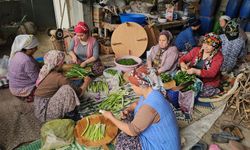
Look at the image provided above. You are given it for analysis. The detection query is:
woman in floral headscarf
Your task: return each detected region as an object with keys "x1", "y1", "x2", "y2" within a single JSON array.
[
  {"x1": 180, "y1": 33, "x2": 224, "y2": 97},
  {"x1": 8, "y1": 34, "x2": 39, "y2": 101},
  {"x1": 68, "y1": 21, "x2": 104, "y2": 76},
  {"x1": 220, "y1": 20, "x2": 246, "y2": 72},
  {"x1": 147, "y1": 30, "x2": 179, "y2": 74},
  {"x1": 101, "y1": 66, "x2": 180, "y2": 150},
  {"x1": 34, "y1": 50, "x2": 91, "y2": 122}
]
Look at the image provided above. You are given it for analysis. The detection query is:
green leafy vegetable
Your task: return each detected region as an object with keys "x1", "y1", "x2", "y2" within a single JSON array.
[
  {"x1": 117, "y1": 58, "x2": 138, "y2": 65},
  {"x1": 160, "y1": 73, "x2": 172, "y2": 83},
  {"x1": 65, "y1": 64, "x2": 93, "y2": 78}
]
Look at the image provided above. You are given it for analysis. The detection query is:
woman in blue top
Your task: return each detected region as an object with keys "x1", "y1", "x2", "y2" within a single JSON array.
[
  {"x1": 101, "y1": 66, "x2": 180, "y2": 150},
  {"x1": 175, "y1": 19, "x2": 201, "y2": 52}
]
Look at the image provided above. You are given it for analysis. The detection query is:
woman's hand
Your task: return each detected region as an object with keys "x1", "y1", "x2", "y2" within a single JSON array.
[
  {"x1": 69, "y1": 51, "x2": 78, "y2": 64},
  {"x1": 100, "y1": 110, "x2": 114, "y2": 120},
  {"x1": 180, "y1": 62, "x2": 189, "y2": 71},
  {"x1": 80, "y1": 61, "x2": 87, "y2": 68},
  {"x1": 187, "y1": 68, "x2": 201, "y2": 76},
  {"x1": 120, "y1": 108, "x2": 131, "y2": 119}
]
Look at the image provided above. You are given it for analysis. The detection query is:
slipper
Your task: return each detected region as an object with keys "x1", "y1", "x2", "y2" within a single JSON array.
[
  {"x1": 211, "y1": 132, "x2": 241, "y2": 143},
  {"x1": 221, "y1": 125, "x2": 244, "y2": 140},
  {"x1": 190, "y1": 141, "x2": 208, "y2": 150}
]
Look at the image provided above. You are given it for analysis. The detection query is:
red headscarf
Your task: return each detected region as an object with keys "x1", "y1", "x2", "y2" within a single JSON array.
[{"x1": 74, "y1": 22, "x2": 89, "y2": 34}]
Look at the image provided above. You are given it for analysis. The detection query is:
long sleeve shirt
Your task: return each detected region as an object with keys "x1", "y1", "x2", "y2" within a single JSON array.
[
  {"x1": 147, "y1": 45, "x2": 179, "y2": 73},
  {"x1": 179, "y1": 47, "x2": 223, "y2": 87}
]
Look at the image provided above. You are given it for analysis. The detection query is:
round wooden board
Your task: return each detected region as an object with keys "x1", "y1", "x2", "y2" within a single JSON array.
[
  {"x1": 74, "y1": 114, "x2": 118, "y2": 147},
  {"x1": 111, "y1": 22, "x2": 148, "y2": 58}
]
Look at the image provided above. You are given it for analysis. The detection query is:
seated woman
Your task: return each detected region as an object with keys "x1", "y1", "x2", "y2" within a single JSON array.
[
  {"x1": 175, "y1": 18, "x2": 201, "y2": 52},
  {"x1": 101, "y1": 66, "x2": 180, "y2": 150},
  {"x1": 8, "y1": 34, "x2": 40, "y2": 101},
  {"x1": 34, "y1": 50, "x2": 91, "y2": 122},
  {"x1": 147, "y1": 30, "x2": 179, "y2": 74},
  {"x1": 180, "y1": 33, "x2": 223, "y2": 97},
  {"x1": 220, "y1": 20, "x2": 246, "y2": 73},
  {"x1": 68, "y1": 21, "x2": 104, "y2": 76}
]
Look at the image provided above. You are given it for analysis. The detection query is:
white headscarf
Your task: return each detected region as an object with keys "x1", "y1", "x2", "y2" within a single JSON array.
[
  {"x1": 10, "y1": 34, "x2": 39, "y2": 60},
  {"x1": 219, "y1": 15, "x2": 231, "y2": 21}
]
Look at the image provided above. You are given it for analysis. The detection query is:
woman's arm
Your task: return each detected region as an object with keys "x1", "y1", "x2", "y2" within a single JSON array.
[
  {"x1": 80, "y1": 56, "x2": 97, "y2": 67},
  {"x1": 80, "y1": 41, "x2": 99, "y2": 67},
  {"x1": 68, "y1": 51, "x2": 78, "y2": 64},
  {"x1": 101, "y1": 104, "x2": 159, "y2": 136}
]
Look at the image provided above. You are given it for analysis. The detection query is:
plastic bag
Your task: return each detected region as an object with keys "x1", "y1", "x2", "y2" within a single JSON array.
[
  {"x1": 0, "y1": 55, "x2": 9, "y2": 77},
  {"x1": 178, "y1": 90, "x2": 195, "y2": 114},
  {"x1": 41, "y1": 119, "x2": 75, "y2": 150}
]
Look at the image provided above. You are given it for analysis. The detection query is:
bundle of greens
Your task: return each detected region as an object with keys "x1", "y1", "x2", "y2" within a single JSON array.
[
  {"x1": 160, "y1": 73, "x2": 172, "y2": 83},
  {"x1": 105, "y1": 69, "x2": 118, "y2": 76},
  {"x1": 117, "y1": 58, "x2": 138, "y2": 65},
  {"x1": 65, "y1": 65, "x2": 93, "y2": 78},
  {"x1": 173, "y1": 71, "x2": 196, "y2": 91},
  {"x1": 81, "y1": 118, "x2": 106, "y2": 141},
  {"x1": 87, "y1": 81, "x2": 109, "y2": 94},
  {"x1": 98, "y1": 90, "x2": 131, "y2": 115}
]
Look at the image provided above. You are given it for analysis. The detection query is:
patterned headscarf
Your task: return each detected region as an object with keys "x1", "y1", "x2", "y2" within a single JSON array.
[
  {"x1": 128, "y1": 66, "x2": 162, "y2": 89},
  {"x1": 36, "y1": 50, "x2": 65, "y2": 86},
  {"x1": 152, "y1": 30, "x2": 173, "y2": 68},
  {"x1": 224, "y1": 20, "x2": 239, "y2": 41},
  {"x1": 74, "y1": 22, "x2": 89, "y2": 34},
  {"x1": 194, "y1": 33, "x2": 222, "y2": 69},
  {"x1": 10, "y1": 34, "x2": 39, "y2": 60}
]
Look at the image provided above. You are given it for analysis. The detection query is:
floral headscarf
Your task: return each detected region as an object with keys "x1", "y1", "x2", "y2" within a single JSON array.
[
  {"x1": 225, "y1": 20, "x2": 239, "y2": 41},
  {"x1": 128, "y1": 66, "x2": 162, "y2": 89},
  {"x1": 36, "y1": 50, "x2": 65, "y2": 86},
  {"x1": 194, "y1": 33, "x2": 222, "y2": 69}
]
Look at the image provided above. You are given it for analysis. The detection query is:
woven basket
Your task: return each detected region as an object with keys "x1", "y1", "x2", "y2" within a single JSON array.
[{"x1": 100, "y1": 43, "x2": 113, "y2": 55}]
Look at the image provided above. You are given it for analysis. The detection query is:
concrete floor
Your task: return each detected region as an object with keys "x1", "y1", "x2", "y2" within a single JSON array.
[{"x1": 0, "y1": 31, "x2": 250, "y2": 149}]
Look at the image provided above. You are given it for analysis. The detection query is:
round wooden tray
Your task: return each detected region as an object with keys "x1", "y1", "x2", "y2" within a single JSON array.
[
  {"x1": 74, "y1": 114, "x2": 118, "y2": 147},
  {"x1": 111, "y1": 22, "x2": 148, "y2": 58}
]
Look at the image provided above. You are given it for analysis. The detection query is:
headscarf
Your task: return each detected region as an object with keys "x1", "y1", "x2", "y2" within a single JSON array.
[
  {"x1": 194, "y1": 33, "x2": 222, "y2": 69},
  {"x1": 152, "y1": 30, "x2": 173, "y2": 68},
  {"x1": 74, "y1": 22, "x2": 89, "y2": 34},
  {"x1": 128, "y1": 65, "x2": 162, "y2": 89},
  {"x1": 36, "y1": 50, "x2": 65, "y2": 86},
  {"x1": 224, "y1": 20, "x2": 239, "y2": 41},
  {"x1": 219, "y1": 15, "x2": 231, "y2": 22},
  {"x1": 10, "y1": 34, "x2": 39, "y2": 60},
  {"x1": 73, "y1": 21, "x2": 96, "y2": 59}
]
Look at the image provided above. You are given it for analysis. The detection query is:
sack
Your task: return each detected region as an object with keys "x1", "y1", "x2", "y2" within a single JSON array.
[
  {"x1": 41, "y1": 119, "x2": 75, "y2": 150},
  {"x1": 0, "y1": 55, "x2": 9, "y2": 77}
]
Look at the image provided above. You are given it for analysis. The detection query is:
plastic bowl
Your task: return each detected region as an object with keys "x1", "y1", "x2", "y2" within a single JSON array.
[
  {"x1": 114, "y1": 56, "x2": 142, "y2": 72},
  {"x1": 103, "y1": 67, "x2": 122, "y2": 78},
  {"x1": 119, "y1": 13, "x2": 146, "y2": 25}
]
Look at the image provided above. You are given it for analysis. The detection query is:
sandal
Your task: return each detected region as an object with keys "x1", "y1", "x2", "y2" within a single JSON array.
[
  {"x1": 211, "y1": 131, "x2": 241, "y2": 143},
  {"x1": 221, "y1": 125, "x2": 244, "y2": 140}
]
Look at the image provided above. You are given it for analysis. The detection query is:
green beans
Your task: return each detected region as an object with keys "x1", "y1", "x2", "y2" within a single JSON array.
[
  {"x1": 98, "y1": 90, "x2": 131, "y2": 115},
  {"x1": 65, "y1": 64, "x2": 93, "y2": 78},
  {"x1": 81, "y1": 117, "x2": 89, "y2": 136},
  {"x1": 87, "y1": 81, "x2": 109, "y2": 94},
  {"x1": 82, "y1": 123, "x2": 106, "y2": 141}
]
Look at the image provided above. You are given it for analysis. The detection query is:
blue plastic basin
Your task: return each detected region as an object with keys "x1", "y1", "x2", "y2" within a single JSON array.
[{"x1": 119, "y1": 13, "x2": 146, "y2": 25}]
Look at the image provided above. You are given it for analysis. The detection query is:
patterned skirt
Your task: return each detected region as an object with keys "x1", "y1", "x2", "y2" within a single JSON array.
[
  {"x1": 34, "y1": 85, "x2": 80, "y2": 122},
  {"x1": 199, "y1": 85, "x2": 220, "y2": 98},
  {"x1": 115, "y1": 113, "x2": 142, "y2": 150}
]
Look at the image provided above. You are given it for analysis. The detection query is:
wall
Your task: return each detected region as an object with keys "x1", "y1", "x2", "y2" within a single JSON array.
[{"x1": 0, "y1": 1, "x2": 22, "y2": 25}]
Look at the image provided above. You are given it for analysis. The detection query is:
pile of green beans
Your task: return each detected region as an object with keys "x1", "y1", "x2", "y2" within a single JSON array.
[
  {"x1": 65, "y1": 65, "x2": 93, "y2": 78},
  {"x1": 87, "y1": 81, "x2": 109, "y2": 94}
]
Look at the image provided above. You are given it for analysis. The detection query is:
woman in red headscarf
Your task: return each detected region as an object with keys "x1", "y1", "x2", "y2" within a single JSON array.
[
  {"x1": 179, "y1": 33, "x2": 224, "y2": 97},
  {"x1": 68, "y1": 22, "x2": 104, "y2": 76}
]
